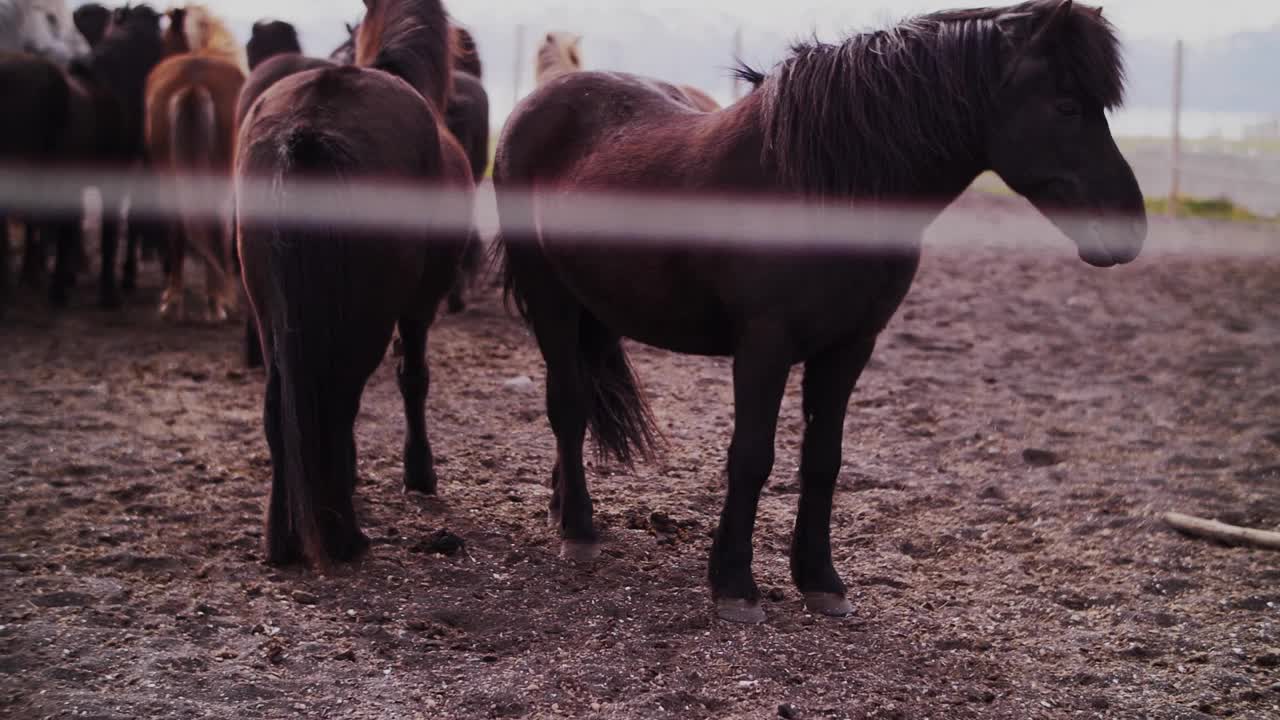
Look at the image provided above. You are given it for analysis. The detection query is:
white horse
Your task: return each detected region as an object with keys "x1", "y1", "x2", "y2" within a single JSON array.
[{"x1": 0, "y1": 0, "x2": 89, "y2": 65}]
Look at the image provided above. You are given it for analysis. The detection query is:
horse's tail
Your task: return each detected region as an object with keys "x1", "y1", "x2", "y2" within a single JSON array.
[
  {"x1": 493, "y1": 162, "x2": 659, "y2": 467},
  {"x1": 242, "y1": 124, "x2": 357, "y2": 567},
  {"x1": 169, "y1": 85, "x2": 231, "y2": 290}
]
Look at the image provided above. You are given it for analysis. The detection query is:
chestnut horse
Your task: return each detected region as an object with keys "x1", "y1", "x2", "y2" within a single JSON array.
[
  {"x1": 144, "y1": 5, "x2": 245, "y2": 320},
  {"x1": 0, "y1": 4, "x2": 163, "y2": 311},
  {"x1": 495, "y1": 0, "x2": 1146, "y2": 623},
  {"x1": 237, "y1": 0, "x2": 473, "y2": 565}
]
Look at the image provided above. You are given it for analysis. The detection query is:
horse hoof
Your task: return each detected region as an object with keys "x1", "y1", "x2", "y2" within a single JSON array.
[
  {"x1": 559, "y1": 540, "x2": 600, "y2": 563},
  {"x1": 716, "y1": 599, "x2": 766, "y2": 624},
  {"x1": 803, "y1": 592, "x2": 854, "y2": 617}
]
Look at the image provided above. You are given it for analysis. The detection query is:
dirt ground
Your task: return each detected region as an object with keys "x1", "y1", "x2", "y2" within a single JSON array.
[{"x1": 2, "y1": 193, "x2": 1279, "y2": 719}]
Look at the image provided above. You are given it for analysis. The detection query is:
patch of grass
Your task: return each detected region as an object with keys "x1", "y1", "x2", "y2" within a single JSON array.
[{"x1": 1145, "y1": 195, "x2": 1278, "y2": 223}]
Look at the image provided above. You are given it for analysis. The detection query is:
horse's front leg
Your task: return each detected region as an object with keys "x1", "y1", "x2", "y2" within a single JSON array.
[
  {"x1": 709, "y1": 336, "x2": 791, "y2": 623},
  {"x1": 790, "y1": 336, "x2": 876, "y2": 617}
]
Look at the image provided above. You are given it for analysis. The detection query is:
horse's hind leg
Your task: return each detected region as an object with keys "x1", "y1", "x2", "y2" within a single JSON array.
[
  {"x1": 397, "y1": 314, "x2": 437, "y2": 494},
  {"x1": 262, "y1": 360, "x2": 301, "y2": 564},
  {"x1": 790, "y1": 336, "x2": 875, "y2": 618},
  {"x1": 20, "y1": 224, "x2": 45, "y2": 288},
  {"x1": 709, "y1": 335, "x2": 792, "y2": 623},
  {"x1": 0, "y1": 218, "x2": 10, "y2": 315},
  {"x1": 532, "y1": 301, "x2": 597, "y2": 560},
  {"x1": 98, "y1": 212, "x2": 121, "y2": 309},
  {"x1": 159, "y1": 223, "x2": 186, "y2": 319},
  {"x1": 49, "y1": 218, "x2": 79, "y2": 307}
]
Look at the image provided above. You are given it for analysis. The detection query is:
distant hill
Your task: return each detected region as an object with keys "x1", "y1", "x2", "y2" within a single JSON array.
[{"x1": 1122, "y1": 27, "x2": 1280, "y2": 113}]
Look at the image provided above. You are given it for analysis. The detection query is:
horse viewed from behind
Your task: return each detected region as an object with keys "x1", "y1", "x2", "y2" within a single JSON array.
[
  {"x1": 237, "y1": 0, "x2": 473, "y2": 566},
  {"x1": 0, "y1": 4, "x2": 164, "y2": 311},
  {"x1": 495, "y1": 0, "x2": 1145, "y2": 623},
  {"x1": 143, "y1": 4, "x2": 246, "y2": 321}
]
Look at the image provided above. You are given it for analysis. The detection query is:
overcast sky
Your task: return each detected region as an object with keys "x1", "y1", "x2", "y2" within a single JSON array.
[{"x1": 208, "y1": 0, "x2": 1280, "y2": 43}]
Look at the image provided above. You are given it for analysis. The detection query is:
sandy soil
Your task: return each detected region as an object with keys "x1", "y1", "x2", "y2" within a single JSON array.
[{"x1": 2, "y1": 194, "x2": 1278, "y2": 719}]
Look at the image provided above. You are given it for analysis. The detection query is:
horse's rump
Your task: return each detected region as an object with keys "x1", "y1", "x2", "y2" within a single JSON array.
[
  {"x1": 235, "y1": 54, "x2": 334, "y2": 129},
  {"x1": 237, "y1": 66, "x2": 471, "y2": 565}
]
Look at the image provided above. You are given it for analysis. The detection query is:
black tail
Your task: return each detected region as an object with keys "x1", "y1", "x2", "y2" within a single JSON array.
[
  {"x1": 245, "y1": 126, "x2": 357, "y2": 567},
  {"x1": 494, "y1": 175, "x2": 659, "y2": 466}
]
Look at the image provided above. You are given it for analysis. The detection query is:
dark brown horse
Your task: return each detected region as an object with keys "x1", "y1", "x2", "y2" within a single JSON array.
[
  {"x1": 441, "y1": 27, "x2": 487, "y2": 314},
  {"x1": 0, "y1": 4, "x2": 163, "y2": 310},
  {"x1": 245, "y1": 19, "x2": 301, "y2": 71},
  {"x1": 237, "y1": 0, "x2": 472, "y2": 566},
  {"x1": 495, "y1": 0, "x2": 1146, "y2": 623},
  {"x1": 234, "y1": 23, "x2": 382, "y2": 367},
  {"x1": 73, "y1": 3, "x2": 112, "y2": 48},
  {"x1": 452, "y1": 25, "x2": 480, "y2": 78}
]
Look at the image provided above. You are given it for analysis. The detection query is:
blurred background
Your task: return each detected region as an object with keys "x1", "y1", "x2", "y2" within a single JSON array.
[{"x1": 177, "y1": 0, "x2": 1280, "y2": 218}]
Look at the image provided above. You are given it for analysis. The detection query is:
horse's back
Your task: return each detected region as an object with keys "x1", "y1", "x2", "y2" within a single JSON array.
[
  {"x1": 499, "y1": 71, "x2": 717, "y2": 188},
  {"x1": 241, "y1": 65, "x2": 450, "y2": 182},
  {"x1": 236, "y1": 54, "x2": 332, "y2": 129},
  {"x1": 146, "y1": 53, "x2": 245, "y2": 166},
  {"x1": 0, "y1": 52, "x2": 68, "y2": 157}
]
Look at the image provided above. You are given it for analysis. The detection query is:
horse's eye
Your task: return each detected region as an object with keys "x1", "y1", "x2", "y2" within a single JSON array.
[
  {"x1": 1056, "y1": 99, "x2": 1082, "y2": 117},
  {"x1": 46, "y1": 12, "x2": 59, "y2": 30}
]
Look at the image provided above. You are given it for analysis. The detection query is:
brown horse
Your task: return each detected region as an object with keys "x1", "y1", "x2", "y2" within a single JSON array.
[
  {"x1": 144, "y1": 5, "x2": 245, "y2": 320},
  {"x1": 237, "y1": 0, "x2": 472, "y2": 566},
  {"x1": 495, "y1": 0, "x2": 1145, "y2": 623},
  {"x1": 0, "y1": 4, "x2": 163, "y2": 310}
]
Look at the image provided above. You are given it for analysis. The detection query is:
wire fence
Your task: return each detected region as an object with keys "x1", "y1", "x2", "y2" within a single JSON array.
[{"x1": 1, "y1": 166, "x2": 1276, "y2": 264}]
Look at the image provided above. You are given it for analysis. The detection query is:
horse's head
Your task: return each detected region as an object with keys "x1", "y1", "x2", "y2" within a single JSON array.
[
  {"x1": 545, "y1": 31, "x2": 582, "y2": 69},
  {"x1": 247, "y1": 19, "x2": 301, "y2": 70},
  {"x1": 161, "y1": 6, "x2": 189, "y2": 56},
  {"x1": 15, "y1": 0, "x2": 90, "y2": 64},
  {"x1": 73, "y1": 3, "x2": 112, "y2": 48},
  {"x1": 986, "y1": 0, "x2": 1145, "y2": 267}
]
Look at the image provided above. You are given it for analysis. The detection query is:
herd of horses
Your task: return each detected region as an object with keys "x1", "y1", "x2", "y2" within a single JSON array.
[{"x1": 1, "y1": 0, "x2": 1146, "y2": 624}]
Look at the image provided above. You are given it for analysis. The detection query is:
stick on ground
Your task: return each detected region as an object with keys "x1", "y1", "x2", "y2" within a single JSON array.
[{"x1": 1162, "y1": 512, "x2": 1280, "y2": 550}]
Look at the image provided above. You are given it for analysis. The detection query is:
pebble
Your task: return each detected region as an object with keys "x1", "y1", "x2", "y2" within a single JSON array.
[
  {"x1": 502, "y1": 376, "x2": 536, "y2": 392},
  {"x1": 1021, "y1": 448, "x2": 1062, "y2": 467},
  {"x1": 291, "y1": 591, "x2": 319, "y2": 606},
  {"x1": 778, "y1": 703, "x2": 799, "y2": 719}
]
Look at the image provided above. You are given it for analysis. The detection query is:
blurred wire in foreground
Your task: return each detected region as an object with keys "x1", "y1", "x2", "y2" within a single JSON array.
[{"x1": 0, "y1": 166, "x2": 1276, "y2": 258}]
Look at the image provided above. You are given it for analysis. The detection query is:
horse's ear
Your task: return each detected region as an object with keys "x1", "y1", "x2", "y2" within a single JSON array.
[{"x1": 998, "y1": 0, "x2": 1073, "y2": 51}]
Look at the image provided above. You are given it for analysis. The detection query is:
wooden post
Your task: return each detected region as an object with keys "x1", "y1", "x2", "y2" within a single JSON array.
[
  {"x1": 732, "y1": 27, "x2": 744, "y2": 100},
  {"x1": 1169, "y1": 38, "x2": 1184, "y2": 217},
  {"x1": 512, "y1": 24, "x2": 525, "y2": 109}
]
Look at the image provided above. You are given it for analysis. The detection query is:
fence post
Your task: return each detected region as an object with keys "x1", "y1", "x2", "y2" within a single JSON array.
[
  {"x1": 513, "y1": 24, "x2": 525, "y2": 109},
  {"x1": 1169, "y1": 38, "x2": 1183, "y2": 217}
]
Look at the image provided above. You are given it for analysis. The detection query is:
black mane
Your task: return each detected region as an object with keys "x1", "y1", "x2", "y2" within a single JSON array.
[
  {"x1": 356, "y1": 0, "x2": 453, "y2": 111},
  {"x1": 755, "y1": 0, "x2": 1125, "y2": 197}
]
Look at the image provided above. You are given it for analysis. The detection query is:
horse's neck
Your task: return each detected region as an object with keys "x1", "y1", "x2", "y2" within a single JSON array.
[{"x1": 712, "y1": 92, "x2": 980, "y2": 244}]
